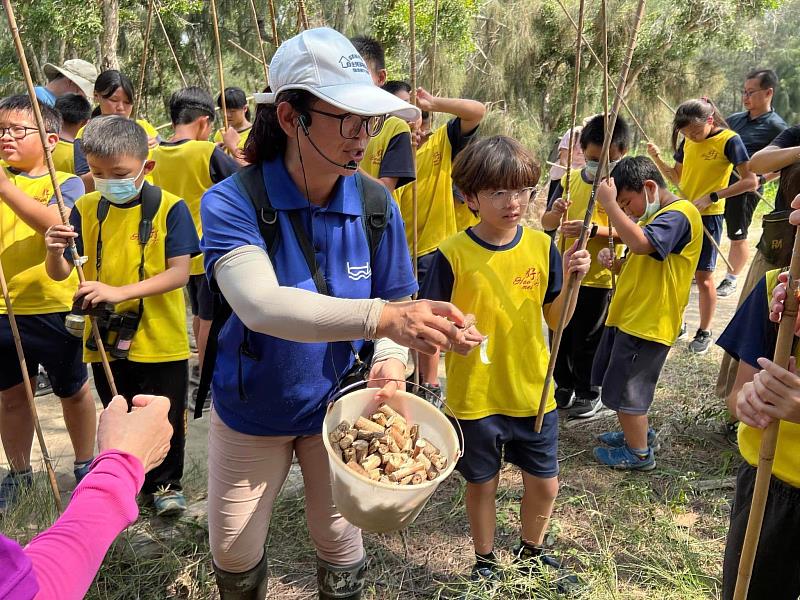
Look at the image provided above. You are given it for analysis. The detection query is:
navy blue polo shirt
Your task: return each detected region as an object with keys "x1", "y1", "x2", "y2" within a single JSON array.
[
  {"x1": 726, "y1": 110, "x2": 788, "y2": 157},
  {"x1": 200, "y1": 158, "x2": 418, "y2": 436}
]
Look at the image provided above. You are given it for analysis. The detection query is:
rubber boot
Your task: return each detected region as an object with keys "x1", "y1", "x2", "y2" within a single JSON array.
[
  {"x1": 317, "y1": 554, "x2": 367, "y2": 599},
  {"x1": 214, "y1": 553, "x2": 268, "y2": 600}
]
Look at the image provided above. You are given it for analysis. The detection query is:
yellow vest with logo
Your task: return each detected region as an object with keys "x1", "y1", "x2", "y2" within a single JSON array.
[
  {"x1": 76, "y1": 189, "x2": 190, "y2": 363},
  {"x1": 213, "y1": 126, "x2": 252, "y2": 149},
  {"x1": 150, "y1": 140, "x2": 215, "y2": 275},
  {"x1": 606, "y1": 200, "x2": 702, "y2": 345},
  {"x1": 678, "y1": 128, "x2": 738, "y2": 216},
  {"x1": 439, "y1": 227, "x2": 557, "y2": 419},
  {"x1": 393, "y1": 125, "x2": 457, "y2": 257},
  {"x1": 362, "y1": 116, "x2": 411, "y2": 182},
  {"x1": 557, "y1": 170, "x2": 622, "y2": 289},
  {"x1": 737, "y1": 268, "x2": 800, "y2": 487},
  {"x1": 0, "y1": 169, "x2": 79, "y2": 315},
  {"x1": 52, "y1": 139, "x2": 75, "y2": 174}
]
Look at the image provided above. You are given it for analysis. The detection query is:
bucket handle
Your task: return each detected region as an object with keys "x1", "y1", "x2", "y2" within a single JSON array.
[{"x1": 327, "y1": 378, "x2": 464, "y2": 460}]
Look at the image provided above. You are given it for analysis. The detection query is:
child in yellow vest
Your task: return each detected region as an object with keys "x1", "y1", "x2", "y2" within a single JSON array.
[
  {"x1": 351, "y1": 36, "x2": 416, "y2": 193},
  {"x1": 648, "y1": 98, "x2": 756, "y2": 354},
  {"x1": 420, "y1": 136, "x2": 589, "y2": 589},
  {"x1": 716, "y1": 264, "x2": 800, "y2": 598},
  {"x1": 213, "y1": 87, "x2": 252, "y2": 162},
  {"x1": 52, "y1": 93, "x2": 91, "y2": 174},
  {"x1": 45, "y1": 116, "x2": 199, "y2": 517},
  {"x1": 0, "y1": 95, "x2": 97, "y2": 512},
  {"x1": 541, "y1": 114, "x2": 630, "y2": 419},
  {"x1": 592, "y1": 157, "x2": 703, "y2": 470},
  {"x1": 150, "y1": 87, "x2": 239, "y2": 409}
]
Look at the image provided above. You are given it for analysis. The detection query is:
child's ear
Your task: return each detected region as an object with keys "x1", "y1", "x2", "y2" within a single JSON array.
[
  {"x1": 464, "y1": 192, "x2": 480, "y2": 213},
  {"x1": 142, "y1": 159, "x2": 156, "y2": 176},
  {"x1": 47, "y1": 132, "x2": 59, "y2": 149}
]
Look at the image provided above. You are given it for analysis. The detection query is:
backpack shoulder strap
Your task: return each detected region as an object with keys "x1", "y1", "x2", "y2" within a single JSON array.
[
  {"x1": 138, "y1": 182, "x2": 162, "y2": 247},
  {"x1": 233, "y1": 164, "x2": 280, "y2": 259},
  {"x1": 355, "y1": 172, "x2": 391, "y2": 261}
]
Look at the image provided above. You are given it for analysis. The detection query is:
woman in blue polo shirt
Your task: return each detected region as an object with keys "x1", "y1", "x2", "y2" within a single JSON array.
[{"x1": 200, "y1": 28, "x2": 481, "y2": 600}]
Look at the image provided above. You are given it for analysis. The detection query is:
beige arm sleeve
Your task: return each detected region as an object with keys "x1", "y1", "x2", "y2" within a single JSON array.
[{"x1": 214, "y1": 245, "x2": 385, "y2": 342}]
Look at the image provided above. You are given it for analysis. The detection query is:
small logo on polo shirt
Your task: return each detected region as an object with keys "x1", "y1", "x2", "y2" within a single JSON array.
[
  {"x1": 346, "y1": 261, "x2": 371, "y2": 281},
  {"x1": 701, "y1": 149, "x2": 720, "y2": 161},
  {"x1": 339, "y1": 54, "x2": 369, "y2": 75},
  {"x1": 513, "y1": 267, "x2": 540, "y2": 290}
]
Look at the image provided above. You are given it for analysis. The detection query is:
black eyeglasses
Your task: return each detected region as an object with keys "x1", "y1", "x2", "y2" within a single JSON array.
[
  {"x1": 0, "y1": 125, "x2": 41, "y2": 140},
  {"x1": 306, "y1": 109, "x2": 387, "y2": 139}
]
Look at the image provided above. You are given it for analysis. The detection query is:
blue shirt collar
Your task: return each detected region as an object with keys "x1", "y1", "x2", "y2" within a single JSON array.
[{"x1": 261, "y1": 158, "x2": 362, "y2": 216}]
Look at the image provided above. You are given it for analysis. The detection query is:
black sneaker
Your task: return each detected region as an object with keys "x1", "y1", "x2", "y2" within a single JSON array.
[
  {"x1": 35, "y1": 370, "x2": 53, "y2": 397},
  {"x1": 415, "y1": 382, "x2": 443, "y2": 408},
  {"x1": 0, "y1": 467, "x2": 33, "y2": 514},
  {"x1": 688, "y1": 329, "x2": 712, "y2": 354},
  {"x1": 513, "y1": 542, "x2": 582, "y2": 595},
  {"x1": 555, "y1": 387, "x2": 575, "y2": 410},
  {"x1": 568, "y1": 394, "x2": 603, "y2": 419},
  {"x1": 461, "y1": 556, "x2": 502, "y2": 598},
  {"x1": 717, "y1": 278, "x2": 737, "y2": 297}
]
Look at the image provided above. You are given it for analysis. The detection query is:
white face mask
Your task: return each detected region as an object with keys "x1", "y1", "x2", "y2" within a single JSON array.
[
  {"x1": 638, "y1": 186, "x2": 661, "y2": 223},
  {"x1": 585, "y1": 158, "x2": 621, "y2": 178}
]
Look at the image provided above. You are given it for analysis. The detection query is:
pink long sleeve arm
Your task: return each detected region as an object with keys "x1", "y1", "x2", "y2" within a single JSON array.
[{"x1": 26, "y1": 450, "x2": 145, "y2": 600}]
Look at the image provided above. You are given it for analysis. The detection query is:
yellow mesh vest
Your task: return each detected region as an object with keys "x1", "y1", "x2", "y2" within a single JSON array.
[
  {"x1": 51, "y1": 139, "x2": 75, "y2": 174},
  {"x1": 362, "y1": 117, "x2": 411, "y2": 181},
  {"x1": 678, "y1": 128, "x2": 738, "y2": 216}
]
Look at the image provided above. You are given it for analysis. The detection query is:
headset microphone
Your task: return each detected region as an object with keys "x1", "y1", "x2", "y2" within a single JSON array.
[{"x1": 298, "y1": 114, "x2": 359, "y2": 171}]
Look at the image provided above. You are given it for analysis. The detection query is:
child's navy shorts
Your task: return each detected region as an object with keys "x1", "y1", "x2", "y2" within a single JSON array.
[
  {"x1": 697, "y1": 214, "x2": 723, "y2": 272},
  {"x1": 0, "y1": 312, "x2": 87, "y2": 397},
  {"x1": 592, "y1": 326, "x2": 670, "y2": 415},
  {"x1": 449, "y1": 411, "x2": 559, "y2": 484}
]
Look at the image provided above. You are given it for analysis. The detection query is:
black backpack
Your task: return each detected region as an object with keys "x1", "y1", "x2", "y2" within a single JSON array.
[{"x1": 194, "y1": 165, "x2": 391, "y2": 418}]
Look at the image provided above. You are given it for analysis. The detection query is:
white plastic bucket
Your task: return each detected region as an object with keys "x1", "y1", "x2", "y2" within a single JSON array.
[{"x1": 322, "y1": 387, "x2": 461, "y2": 533}]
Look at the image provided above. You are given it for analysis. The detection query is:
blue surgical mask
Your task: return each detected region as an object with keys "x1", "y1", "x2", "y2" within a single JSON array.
[
  {"x1": 638, "y1": 187, "x2": 661, "y2": 223},
  {"x1": 585, "y1": 159, "x2": 621, "y2": 178},
  {"x1": 95, "y1": 162, "x2": 147, "y2": 205}
]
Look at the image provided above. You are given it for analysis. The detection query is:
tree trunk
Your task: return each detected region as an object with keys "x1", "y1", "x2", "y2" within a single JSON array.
[
  {"x1": 100, "y1": 0, "x2": 120, "y2": 71},
  {"x1": 26, "y1": 43, "x2": 46, "y2": 85}
]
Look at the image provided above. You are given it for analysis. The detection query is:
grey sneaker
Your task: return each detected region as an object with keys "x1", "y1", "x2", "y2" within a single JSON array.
[
  {"x1": 688, "y1": 329, "x2": 713, "y2": 354},
  {"x1": 0, "y1": 468, "x2": 33, "y2": 514},
  {"x1": 555, "y1": 387, "x2": 575, "y2": 409},
  {"x1": 717, "y1": 278, "x2": 737, "y2": 297},
  {"x1": 568, "y1": 394, "x2": 603, "y2": 419},
  {"x1": 154, "y1": 489, "x2": 186, "y2": 517}
]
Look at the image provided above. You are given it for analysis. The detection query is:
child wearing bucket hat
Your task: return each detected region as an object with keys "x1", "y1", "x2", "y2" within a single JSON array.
[
  {"x1": 198, "y1": 27, "x2": 481, "y2": 600},
  {"x1": 419, "y1": 136, "x2": 588, "y2": 592}
]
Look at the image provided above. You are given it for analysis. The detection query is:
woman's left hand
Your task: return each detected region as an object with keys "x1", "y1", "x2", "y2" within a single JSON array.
[{"x1": 367, "y1": 358, "x2": 407, "y2": 403}]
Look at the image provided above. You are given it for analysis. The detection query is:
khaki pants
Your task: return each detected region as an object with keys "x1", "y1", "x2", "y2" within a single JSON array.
[
  {"x1": 716, "y1": 250, "x2": 780, "y2": 399},
  {"x1": 207, "y1": 409, "x2": 364, "y2": 573}
]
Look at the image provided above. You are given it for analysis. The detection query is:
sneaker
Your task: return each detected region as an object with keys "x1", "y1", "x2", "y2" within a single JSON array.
[
  {"x1": 688, "y1": 329, "x2": 713, "y2": 354},
  {"x1": 593, "y1": 444, "x2": 655, "y2": 471},
  {"x1": 0, "y1": 468, "x2": 33, "y2": 514},
  {"x1": 676, "y1": 322, "x2": 688, "y2": 342},
  {"x1": 188, "y1": 387, "x2": 211, "y2": 414},
  {"x1": 596, "y1": 428, "x2": 658, "y2": 450},
  {"x1": 555, "y1": 387, "x2": 575, "y2": 410},
  {"x1": 74, "y1": 459, "x2": 94, "y2": 484},
  {"x1": 717, "y1": 278, "x2": 737, "y2": 297},
  {"x1": 153, "y1": 489, "x2": 186, "y2": 517},
  {"x1": 724, "y1": 421, "x2": 739, "y2": 446},
  {"x1": 568, "y1": 394, "x2": 602, "y2": 419},
  {"x1": 460, "y1": 557, "x2": 502, "y2": 598},
  {"x1": 415, "y1": 382, "x2": 443, "y2": 409},
  {"x1": 512, "y1": 542, "x2": 582, "y2": 595},
  {"x1": 35, "y1": 371, "x2": 53, "y2": 397}
]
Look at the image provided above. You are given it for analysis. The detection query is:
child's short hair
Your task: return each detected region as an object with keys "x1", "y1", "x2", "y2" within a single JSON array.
[
  {"x1": 579, "y1": 114, "x2": 630, "y2": 153},
  {"x1": 81, "y1": 115, "x2": 149, "y2": 161},
  {"x1": 350, "y1": 35, "x2": 386, "y2": 71},
  {"x1": 382, "y1": 80, "x2": 411, "y2": 96},
  {"x1": 0, "y1": 94, "x2": 62, "y2": 134},
  {"x1": 54, "y1": 93, "x2": 92, "y2": 126},
  {"x1": 217, "y1": 86, "x2": 251, "y2": 121},
  {"x1": 611, "y1": 156, "x2": 666, "y2": 192},
  {"x1": 452, "y1": 136, "x2": 540, "y2": 197},
  {"x1": 169, "y1": 86, "x2": 215, "y2": 126}
]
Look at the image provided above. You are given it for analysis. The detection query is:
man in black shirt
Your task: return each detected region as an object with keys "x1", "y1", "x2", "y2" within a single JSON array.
[{"x1": 718, "y1": 69, "x2": 787, "y2": 297}]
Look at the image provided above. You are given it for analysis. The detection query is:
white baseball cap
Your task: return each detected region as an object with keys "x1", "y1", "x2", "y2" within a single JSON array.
[
  {"x1": 254, "y1": 27, "x2": 420, "y2": 122},
  {"x1": 43, "y1": 59, "x2": 98, "y2": 99}
]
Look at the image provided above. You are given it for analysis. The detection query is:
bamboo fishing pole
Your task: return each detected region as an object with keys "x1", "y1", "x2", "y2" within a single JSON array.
[
  {"x1": 733, "y1": 239, "x2": 800, "y2": 598},
  {"x1": 132, "y1": 0, "x2": 155, "y2": 120},
  {"x1": 558, "y1": 0, "x2": 586, "y2": 256},
  {"x1": 209, "y1": 0, "x2": 229, "y2": 131},
  {"x1": 0, "y1": 255, "x2": 61, "y2": 512},
  {"x1": 229, "y1": 39, "x2": 267, "y2": 68},
  {"x1": 3, "y1": 0, "x2": 118, "y2": 399},
  {"x1": 552, "y1": 0, "x2": 735, "y2": 273},
  {"x1": 247, "y1": 0, "x2": 271, "y2": 84},
  {"x1": 601, "y1": 0, "x2": 616, "y2": 291},
  {"x1": 268, "y1": 0, "x2": 279, "y2": 47},
  {"x1": 155, "y1": 1, "x2": 188, "y2": 87},
  {"x1": 430, "y1": 0, "x2": 440, "y2": 93},
  {"x1": 410, "y1": 0, "x2": 420, "y2": 388},
  {"x1": 536, "y1": 0, "x2": 647, "y2": 433}
]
